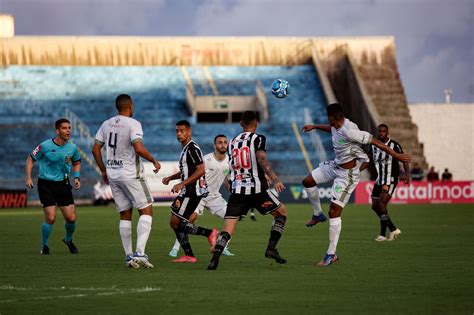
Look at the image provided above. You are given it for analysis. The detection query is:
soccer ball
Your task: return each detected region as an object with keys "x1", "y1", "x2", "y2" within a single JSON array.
[{"x1": 271, "y1": 79, "x2": 290, "y2": 98}]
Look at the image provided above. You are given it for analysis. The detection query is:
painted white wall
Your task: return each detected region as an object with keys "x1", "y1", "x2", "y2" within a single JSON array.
[
  {"x1": 0, "y1": 15, "x2": 14, "y2": 38},
  {"x1": 409, "y1": 103, "x2": 474, "y2": 180}
]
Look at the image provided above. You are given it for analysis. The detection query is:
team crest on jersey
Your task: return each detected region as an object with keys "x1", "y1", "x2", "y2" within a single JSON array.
[
  {"x1": 261, "y1": 201, "x2": 273, "y2": 209},
  {"x1": 31, "y1": 145, "x2": 41, "y2": 156},
  {"x1": 65, "y1": 156, "x2": 72, "y2": 164}
]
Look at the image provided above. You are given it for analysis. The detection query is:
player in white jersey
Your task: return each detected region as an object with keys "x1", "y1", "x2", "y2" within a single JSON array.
[
  {"x1": 168, "y1": 135, "x2": 234, "y2": 257},
  {"x1": 301, "y1": 103, "x2": 411, "y2": 266},
  {"x1": 92, "y1": 94, "x2": 161, "y2": 269}
]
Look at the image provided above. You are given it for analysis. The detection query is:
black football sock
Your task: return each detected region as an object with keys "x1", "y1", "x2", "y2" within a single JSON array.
[
  {"x1": 213, "y1": 231, "x2": 231, "y2": 258},
  {"x1": 380, "y1": 213, "x2": 389, "y2": 236},
  {"x1": 174, "y1": 228, "x2": 194, "y2": 257},
  {"x1": 267, "y1": 215, "x2": 286, "y2": 250},
  {"x1": 180, "y1": 221, "x2": 212, "y2": 237},
  {"x1": 386, "y1": 215, "x2": 397, "y2": 232}
]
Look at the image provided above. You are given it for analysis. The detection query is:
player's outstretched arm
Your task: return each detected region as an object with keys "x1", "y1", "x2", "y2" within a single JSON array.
[
  {"x1": 256, "y1": 150, "x2": 286, "y2": 192},
  {"x1": 171, "y1": 164, "x2": 205, "y2": 193},
  {"x1": 92, "y1": 143, "x2": 108, "y2": 184},
  {"x1": 301, "y1": 124, "x2": 331, "y2": 133},
  {"x1": 25, "y1": 156, "x2": 34, "y2": 189},
  {"x1": 371, "y1": 138, "x2": 411, "y2": 163},
  {"x1": 133, "y1": 141, "x2": 161, "y2": 173}
]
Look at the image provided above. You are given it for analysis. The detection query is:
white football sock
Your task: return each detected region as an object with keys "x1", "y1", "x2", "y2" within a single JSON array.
[
  {"x1": 327, "y1": 217, "x2": 342, "y2": 255},
  {"x1": 136, "y1": 215, "x2": 153, "y2": 255},
  {"x1": 305, "y1": 186, "x2": 323, "y2": 216},
  {"x1": 119, "y1": 220, "x2": 133, "y2": 256},
  {"x1": 172, "y1": 239, "x2": 181, "y2": 251}
]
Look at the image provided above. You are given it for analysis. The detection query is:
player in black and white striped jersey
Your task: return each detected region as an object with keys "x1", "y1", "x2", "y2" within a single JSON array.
[
  {"x1": 370, "y1": 124, "x2": 410, "y2": 242},
  {"x1": 207, "y1": 111, "x2": 288, "y2": 270},
  {"x1": 163, "y1": 120, "x2": 218, "y2": 263}
]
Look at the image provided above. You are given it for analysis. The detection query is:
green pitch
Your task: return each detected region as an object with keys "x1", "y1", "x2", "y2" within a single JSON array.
[{"x1": 0, "y1": 204, "x2": 473, "y2": 314}]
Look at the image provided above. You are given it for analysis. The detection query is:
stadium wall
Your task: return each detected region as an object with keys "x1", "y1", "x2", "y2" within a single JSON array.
[
  {"x1": 0, "y1": 36, "x2": 394, "y2": 66},
  {"x1": 408, "y1": 104, "x2": 474, "y2": 180}
]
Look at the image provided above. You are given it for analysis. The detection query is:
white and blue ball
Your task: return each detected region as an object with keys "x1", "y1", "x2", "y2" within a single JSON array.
[{"x1": 271, "y1": 79, "x2": 290, "y2": 99}]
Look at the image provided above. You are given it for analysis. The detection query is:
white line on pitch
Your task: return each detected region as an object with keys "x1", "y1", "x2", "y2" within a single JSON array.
[{"x1": 0, "y1": 286, "x2": 160, "y2": 303}]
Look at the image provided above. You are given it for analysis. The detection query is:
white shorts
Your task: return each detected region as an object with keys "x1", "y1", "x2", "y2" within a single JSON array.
[
  {"x1": 311, "y1": 160, "x2": 360, "y2": 208},
  {"x1": 109, "y1": 179, "x2": 153, "y2": 212},
  {"x1": 194, "y1": 194, "x2": 227, "y2": 219}
]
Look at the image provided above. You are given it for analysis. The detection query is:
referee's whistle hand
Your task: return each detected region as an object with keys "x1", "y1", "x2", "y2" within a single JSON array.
[
  {"x1": 25, "y1": 178, "x2": 34, "y2": 189},
  {"x1": 74, "y1": 178, "x2": 81, "y2": 190}
]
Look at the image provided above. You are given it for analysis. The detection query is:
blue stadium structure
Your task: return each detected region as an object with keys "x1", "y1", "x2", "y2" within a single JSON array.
[{"x1": 0, "y1": 65, "x2": 331, "y2": 199}]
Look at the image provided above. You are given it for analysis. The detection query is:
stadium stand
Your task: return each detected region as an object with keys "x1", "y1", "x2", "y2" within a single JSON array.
[
  {"x1": 0, "y1": 36, "x2": 429, "y2": 202},
  {"x1": 0, "y1": 65, "x2": 330, "y2": 200}
]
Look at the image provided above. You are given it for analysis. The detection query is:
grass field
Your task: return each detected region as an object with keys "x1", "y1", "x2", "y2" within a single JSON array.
[{"x1": 0, "y1": 203, "x2": 473, "y2": 314}]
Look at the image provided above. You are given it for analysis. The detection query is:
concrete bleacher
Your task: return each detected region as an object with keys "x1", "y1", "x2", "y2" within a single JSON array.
[{"x1": 0, "y1": 65, "x2": 330, "y2": 200}]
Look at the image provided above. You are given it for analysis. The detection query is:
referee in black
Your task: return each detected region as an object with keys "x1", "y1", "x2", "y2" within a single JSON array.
[{"x1": 370, "y1": 124, "x2": 410, "y2": 242}]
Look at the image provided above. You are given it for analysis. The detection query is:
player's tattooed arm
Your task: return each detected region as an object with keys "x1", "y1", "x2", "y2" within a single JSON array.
[
  {"x1": 256, "y1": 150, "x2": 286, "y2": 192},
  {"x1": 301, "y1": 125, "x2": 331, "y2": 133}
]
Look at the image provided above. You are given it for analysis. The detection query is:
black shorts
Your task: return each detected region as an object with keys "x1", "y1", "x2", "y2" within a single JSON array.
[
  {"x1": 225, "y1": 190, "x2": 281, "y2": 219},
  {"x1": 38, "y1": 178, "x2": 74, "y2": 207},
  {"x1": 171, "y1": 193, "x2": 203, "y2": 221},
  {"x1": 371, "y1": 181, "x2": 398, "y2": 198}
]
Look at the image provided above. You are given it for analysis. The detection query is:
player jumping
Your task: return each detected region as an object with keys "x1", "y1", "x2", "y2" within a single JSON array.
[{"x1": 301, "y1": 103, "x2": 411, "y2": 266}]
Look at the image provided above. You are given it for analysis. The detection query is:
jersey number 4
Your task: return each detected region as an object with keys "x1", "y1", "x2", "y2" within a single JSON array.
[
  {"x1": 232, "y1": 147, "x2": 251, "y2": 170},
  {"x1": 108, "y1": 132, "x2": 118, "y2": 155}
]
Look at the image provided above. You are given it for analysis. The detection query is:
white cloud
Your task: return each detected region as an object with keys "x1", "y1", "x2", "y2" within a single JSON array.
[{"x1": 192, "y1": 0, "x2": 473, "y2": 102}]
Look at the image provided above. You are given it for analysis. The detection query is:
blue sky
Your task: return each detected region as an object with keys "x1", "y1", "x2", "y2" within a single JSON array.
[{"x1": 1, "y1": 0, "x2": 472, "y2": 103}]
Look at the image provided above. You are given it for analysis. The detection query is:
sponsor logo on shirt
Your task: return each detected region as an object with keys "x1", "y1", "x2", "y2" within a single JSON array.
[
  {"x1": 106, "y1": 159, "x2": 124, "y2": 166},
  {"x1": 31, "y1": 145, "x2": 41, "y2": 156}
]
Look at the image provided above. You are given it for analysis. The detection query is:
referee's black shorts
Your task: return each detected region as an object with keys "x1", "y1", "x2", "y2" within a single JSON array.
[
  {"x1": 371, "y1": 181, "x2": 398, "y2": 198},
  {"x1": 38, "y1": 178, "x2": 74, "y2": 207},
  {"x1": 225, "y1": 190, "x2": 281, "y2": 219}
]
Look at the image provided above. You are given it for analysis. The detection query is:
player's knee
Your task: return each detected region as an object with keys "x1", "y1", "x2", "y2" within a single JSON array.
[
  {"x1": 139, "y1": 206, "x2": 153, "y2": 216},
  {"x1": 45, "y1": 217, "x2": 55, "y2": 224},
  {"x1": 169, "y1": 220, "x2": 179, "y2": 230},
  {"x1": 302, "y1": 175, "x2": 316, "y2": 188},
  {"x1": 275, "y1": 205, "x2": 287, "y2": 217},
  {"x1": 328, "y1": 205, "x2": 342, "y2": 218}
]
